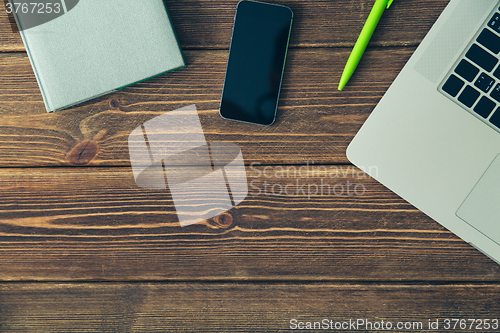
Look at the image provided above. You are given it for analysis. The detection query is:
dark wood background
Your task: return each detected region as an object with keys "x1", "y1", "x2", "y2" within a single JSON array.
[{"x1": 1, "y1": 0, "x2": 500, "y2": 331}]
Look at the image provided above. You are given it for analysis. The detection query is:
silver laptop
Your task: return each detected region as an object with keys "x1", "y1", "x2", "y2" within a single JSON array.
[{"x1": 347, "y1": 0, "x2": 500, "y2": 265}]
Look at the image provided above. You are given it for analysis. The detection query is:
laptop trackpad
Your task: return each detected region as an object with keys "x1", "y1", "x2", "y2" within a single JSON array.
[{"x1": 456, "y1": 154, "x2": 500, "y2": 246}]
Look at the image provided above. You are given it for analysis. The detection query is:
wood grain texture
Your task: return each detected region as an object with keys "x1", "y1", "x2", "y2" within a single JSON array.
[
  {"x1": 1, "y1": 0, "x2": 499, "y2": 329},
  {"x1": 0, "y1": 0, "x2": 449, "y2": 51},
  {"x1": 0, "y1": 48, "x2": 413, "y2": 167},
  {"x1": 0, "y1": 166, "x2": 498, "y2": 281},
  {"x1": 0, "y1": 283, "x2": 498, "y2": 332}
]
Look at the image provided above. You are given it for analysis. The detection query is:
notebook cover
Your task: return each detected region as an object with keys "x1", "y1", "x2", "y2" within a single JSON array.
[{"x1": 12, "y1": 0, "x2": 185, "y2": 112}]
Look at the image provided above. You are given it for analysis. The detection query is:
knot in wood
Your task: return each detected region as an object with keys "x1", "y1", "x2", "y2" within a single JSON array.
[
  {"x1": 212, "y1": 212, "x2": 234, "y2": 229},
  {"x1": 109, "y1": 98, "x2": 120, "y2": 109},
  {"x1": 67, "y1": 140, "x2": 98, "y2": 165}
]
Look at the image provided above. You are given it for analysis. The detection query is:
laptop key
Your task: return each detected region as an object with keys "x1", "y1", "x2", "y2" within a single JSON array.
[
  {"x1": 458, "y1": 86, "x2": 480, "y2": 108},
  {"x1": 442, "y1": 74, "x2": 464, "y2": 97},
  {"x1": 466, "y1": 44, "x2": 498, "y2": 72},
  {"x1": 488, "y1": 13, "x2": 500, "y2": 33},
  {"x1": 474, "y1": 96, "x2": 496, "y2": 118},
  {"x1": 491, "y1": 83, "x2": 500, "y2": 103},
  {"x1": 489, "y1": 107, "x2": 500, "y2": 129},
  {"x1": 474, "y1": 73, "x2": 495, "y2": 93},
  {"x1": 455, "y1": 59, "x2": 479, "y2": 82},
  {"x1": 494, "y1": 65, "x2": 500, "y2": 80},
  {"x1": 477, "y1": 28, "x2": 500, "y2": 54}
]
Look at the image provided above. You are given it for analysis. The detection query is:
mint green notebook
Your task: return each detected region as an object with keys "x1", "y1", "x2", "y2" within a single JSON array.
[{"x1": 14, "y1": 0, "x2": 185, "y2": 112}]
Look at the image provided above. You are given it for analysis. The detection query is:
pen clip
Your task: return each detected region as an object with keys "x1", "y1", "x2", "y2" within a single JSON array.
[{"x1": 386, "y1": 0, "x2": 394, "y2": 9}]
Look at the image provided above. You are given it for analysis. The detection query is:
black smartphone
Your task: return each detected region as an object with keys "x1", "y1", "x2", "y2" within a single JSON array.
[{"x1": 219, "y1": 0, "x2": 293, "y2": 126}]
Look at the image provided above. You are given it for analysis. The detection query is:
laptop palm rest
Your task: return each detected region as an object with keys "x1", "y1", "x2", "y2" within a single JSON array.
[{"x1": 456, "y1": 154, "x2": 500, "y2": 246}]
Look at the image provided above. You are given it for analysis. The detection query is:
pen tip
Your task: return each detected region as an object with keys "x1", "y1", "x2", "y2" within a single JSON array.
[{"x1": 338, "y1": 77, "x2": 347, "y2": 91}]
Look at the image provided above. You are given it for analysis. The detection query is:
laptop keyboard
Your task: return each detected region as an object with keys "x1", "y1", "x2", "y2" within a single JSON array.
[{"x1": 441, "y1": 6, "x2": 500, "y2": 131}]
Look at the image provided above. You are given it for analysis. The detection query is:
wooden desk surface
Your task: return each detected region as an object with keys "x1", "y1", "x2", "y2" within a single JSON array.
[{"x1": 1, "y1": 0, "x2": 500, "y2": 331}]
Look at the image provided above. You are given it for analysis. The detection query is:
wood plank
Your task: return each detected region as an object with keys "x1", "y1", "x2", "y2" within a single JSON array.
[
  {"x1": 0, "y1": 0, "x2": 20, "y2": 51},
  {"x1": 0, "y1": 0, "x2": 449, "y2": 51},
  {"x1": 0, "y1": 166, "x2": 498, "y2": 281},
  {"x1": 0, "y1": 48, "x2": 414, "y2": 167},
  {"x1": 0, "y1": 283, "x2": 499, "y2": 332}
]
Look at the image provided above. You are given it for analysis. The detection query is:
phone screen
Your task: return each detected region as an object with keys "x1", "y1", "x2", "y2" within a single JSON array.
[{"x1": 219, "y1": 0, "x2": 293, "y2": 126}]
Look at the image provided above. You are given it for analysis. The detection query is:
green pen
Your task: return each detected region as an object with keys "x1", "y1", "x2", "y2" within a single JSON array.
[{"x1": 338, "y1": 0, "x2": 394, "y2": 91}]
